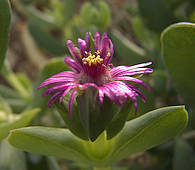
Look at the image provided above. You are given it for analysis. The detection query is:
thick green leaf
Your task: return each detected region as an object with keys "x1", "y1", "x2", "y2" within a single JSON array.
[
  {"x1": 0, "y1": 108, "x2": 39, "y2": 141},
  {"x1": 161, "y1": 23, "x2": 195, "y2": 126},
  {"x1": 0, "y1": 140, "x2": 27, "y2": 170},
  {"x1": 55, "y1": 101, "x2": 88, "y2": 141},
  {"x1": 111, "y1": 29, "x2": 148, "y2": 65},
  {"x1": 137, "y1": 0, "x2": 177, "y2": 33},
  {"x1": 77, "y1": 87, "x2": 119, "y2": 141},
  {"x1": 173, "y1": 138, "x2": 195, "y2": 170},
  {"x1": 105, "y1": 106, "x2": 188, "y2": 165},
  {"x1": 0, "y1": 0, "x2": 11, "y2": 69},
  {"x1": 106, "y1": 101, "x2": 132, "y2": 139},
  {"x1": 8, "y1": 127, "x2": 91, "y2": 164},
  {"x1": 28, "y1": 21, "x2": 67, "y2": 56}
]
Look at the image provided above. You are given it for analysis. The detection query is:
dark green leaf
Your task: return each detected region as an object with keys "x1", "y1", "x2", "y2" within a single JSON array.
[
  {"x1": 0, "y1": 140, "x2": 27, "y2": 170},
  {"x1": 138, "y1": 0, "x2": 177, "y2": 33},
  {"x1": 54, "y1": 101, "x2": 88, "y2": 141},
  {"x1": 106, "y1": 101, "x2": 132, "y2": 139},
  {"x1": 161, "y1": 22, "x2": 195, "y2": 127},
  {"x1": 0, "y1": 0, "x2": 11, "y2": 69},
  {"x1": 111, "y1": 29, "x2": 148, "y2": 65},
  {"x1": 28, "y1": 21, "x2": 67, "y2": 56},
  {"x1": 77, "y1": 87, "x2": 119, "y2": 141},
  {"x1": 173, "y1": 138, "x2": 195, "y2": 170}
]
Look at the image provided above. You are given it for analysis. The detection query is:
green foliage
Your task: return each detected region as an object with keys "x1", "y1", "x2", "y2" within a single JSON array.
[
  {"x1": 137, "y1": 0, "x2": 177, "y2": 33},
  {"x1": 0, "y1": 108, "x2": 39, "y2": 141},
  {"x1": 81, "y1": 1, "x2": 111, "y2": 31},
  {"x1": 0, "y1": 0, "x2": 11, "y2": 69},
  {"x1": 28, "y1": 21, "x2": 67, "y2": 56},
  {"x1": 8, "y1": 127, "x2": 91, "y2": 164},
  {"x1": 110, "y1": 29, "x2": 148, "y2": 65},
  {"x1": 8, "y1": 106, "x2": 188, "y2": 166},
  {"x1": 77, "y1": 88, "x2": 119, "y2": 141},
  {"x1": 173, "y1": 138, "x2": 195, "y2": 170},
  {"x1": 0, "y1": 140, "x2": 27, "y2": 170},
  {"x1": 106, "y1": 106, "x2": 188, "y2": 164},
  {"x1": 161, "y1": 22, "x2": 195, "y2": 126}
]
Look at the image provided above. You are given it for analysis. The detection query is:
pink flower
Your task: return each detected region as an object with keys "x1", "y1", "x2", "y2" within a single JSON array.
[{"x1": 39, "y1": 32, "x2": 153, "y2": 117}]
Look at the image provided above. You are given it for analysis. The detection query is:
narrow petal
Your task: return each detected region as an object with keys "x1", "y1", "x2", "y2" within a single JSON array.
[
  {"x1": 94, "y1": 32, "x2": 101, "y2": 51},
  {"x1": 113, "y1": 76, "x2": 150, "y2": 90},
  {"x1": 68, "y1": 90, "x2": 77, "y2": 118},
  {"x1": 64, "y1": 57, "x2": 82, "y2": 73},
  {"x1": 78, "y1": 38, "x2": 88, "y2": 57},
  {"x1": 59, "y1": 85, "x2": 75, "y2": 103},
  {"x1": 110, "y1": 62, "x2": 153, "y2": 77},
  {"x1": 42, "y1": 83, "x2": 74, "y2": 97},
  {"x1": 85, "y1": 32, "x2": 90, "y2": 50},
  {"x1": 48, "y1": 92, "x2": 63, "y2": 107},
  {"x1": 66, "y1": 40, "x2": 82, "y2": 64}
]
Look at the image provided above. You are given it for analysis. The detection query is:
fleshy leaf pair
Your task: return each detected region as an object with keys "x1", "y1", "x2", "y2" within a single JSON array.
[{"x1": 8, "y1": 106, "x2": 188, "y2": 166}]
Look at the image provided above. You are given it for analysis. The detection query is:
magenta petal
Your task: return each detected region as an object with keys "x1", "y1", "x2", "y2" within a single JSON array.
[
  {"x1": 59, "y1": 85, "x2": 75, "y2": 102},
  {"x1": 94, "y1": 32, "x2": 101, "y2": 51},
  {"x1": 64, "y1": 57, "x2": 82, "y2": 73},
  {"x1": 78, "y1": 38, "x2": 88, "y2": 57},
  {"x1": 85, "y1": 32, "x2": 90, "y2": 50},
  {"x1": 48, "y1": 92, "x2": 63, "y2": 107},
  {"x1": 113, "y1": 76, "x2": 150, "y2": 90},
  {"x1": 68, "y1": 90, "x2": 77, "y2": 118},
  {"x1": 66, "y1": 40, "x2": 82, "y2": 64}
]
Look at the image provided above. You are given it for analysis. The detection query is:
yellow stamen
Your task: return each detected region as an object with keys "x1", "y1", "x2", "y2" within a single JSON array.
[
  {"x1": 107, "y1": 52, "x2": 111, "y2": 57},
  {"x1": 82, "y1": 51, "x2": 103, "y2": 66}
]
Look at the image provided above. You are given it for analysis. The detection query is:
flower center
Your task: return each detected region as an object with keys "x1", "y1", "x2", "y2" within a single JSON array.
[{"x1": 82, "y1": 51, "x2": 103, "y2": 66}]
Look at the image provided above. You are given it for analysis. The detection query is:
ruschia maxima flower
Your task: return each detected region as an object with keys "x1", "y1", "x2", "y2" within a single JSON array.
[{"x1": 38, "y1": 32, "x2": 153, "y2": 117}]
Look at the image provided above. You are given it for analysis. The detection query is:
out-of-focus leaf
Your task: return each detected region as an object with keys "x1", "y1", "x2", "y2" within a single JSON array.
[
  {"x1": 161, "y1": 22, "x2": 195, "y2": 126},
  {"x1": 152, "y1": 70, "x2": 168, "y2": 97},
  {"x1": 0, "y1": 108, "x2": 39, "y2": 141},
  {"x1": 49, "y1": 0, "x2": 76, "y2": 27},
  {"x1": 111, "y1": 29, "x2": 148, "y2": 65},
  {"x1": 8, "y1": 127, "x2": 91, "y2": 164},
  {"x1": 97, "y1": 1, "x2": 111, "y2": 30},
  {"x1": 16, "y1": 73, "x2": 32, "y2": 90},
  {"x1": 28, "y1": 21, "x2": 66, "y2": 56},
  {"x1": 173, "y1": 138, "x2": 195, "y2": 170},
  {"x1": 0, "y1": 140, "x2": 27, "y2": 170},
  {"x1": 138, "y1": 0, "x2": 177, "y2": 33},
  {"x1": 0, "y1": 85, "x2": 20, "y2": 99},
  {"x1": 13, "y1": 2, "x2": 56, "y2": 30},
  {"x1": 46, "y1": 157, "x2": 60, "y2": 170},
  {"x1": 105, "y1": 106, "x2": 188, "y2": 165},
  {"x1": 80, "y1": 1, "x2": 110, "y2": 31},
  {"x1": 81, "y1": 2, "x2": 98, "y2": 27},
  {"x1": 0, "y1": 0, "x2": 11, "y2": 69},
  {"x1": 32, "y1": 58, "x2": 70, "y2": 110},
  {"x1": 131, "y1": 16, "x2": 157, "y2": 50}
]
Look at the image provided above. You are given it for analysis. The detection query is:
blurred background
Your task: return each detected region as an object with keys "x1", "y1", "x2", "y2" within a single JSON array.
[{"x1": 0, "y1": 0, "x2": 195, "y2": 169}]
